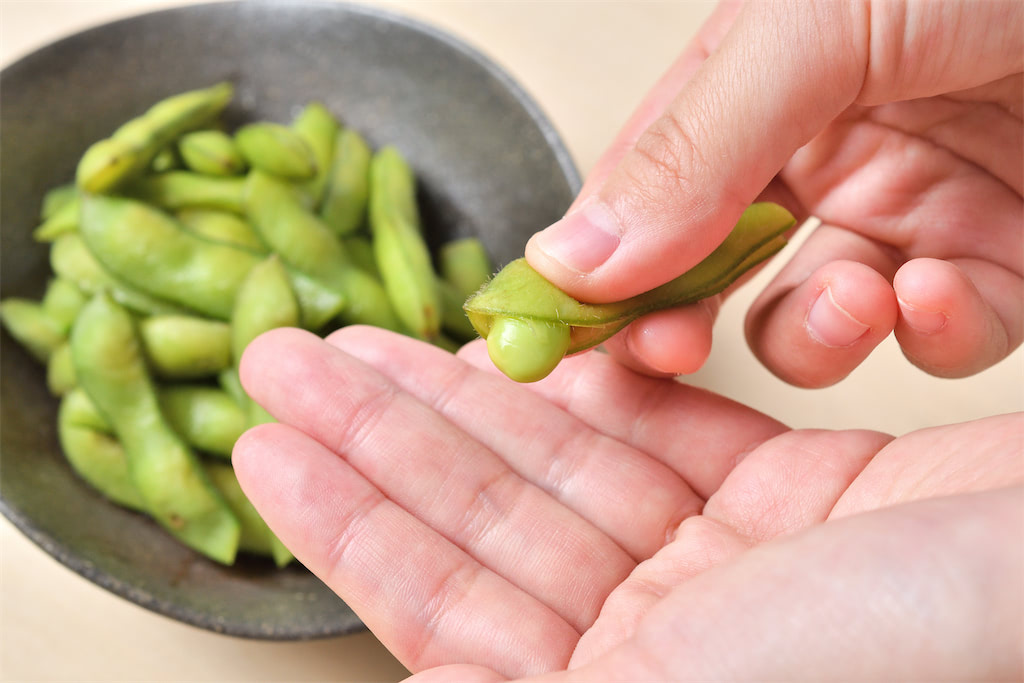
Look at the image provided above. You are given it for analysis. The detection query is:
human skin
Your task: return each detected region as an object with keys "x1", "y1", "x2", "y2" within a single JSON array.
[
  {"x1": 232, "y1": 326, "x2": 1023, "y2": 681},
  {"x1": 525, "y1": 0, "x2": 1023, "y2": 386}
]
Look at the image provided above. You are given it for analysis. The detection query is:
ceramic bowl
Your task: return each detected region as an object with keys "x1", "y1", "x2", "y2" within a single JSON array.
[{"x1": 0, "y1": 0, "x2": 579, "y2": 639}]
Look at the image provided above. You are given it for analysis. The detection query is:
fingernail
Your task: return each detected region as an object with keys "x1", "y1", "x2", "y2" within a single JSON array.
[
  {"x1": 898, "y1": 297, "x2": 948, "y2": 335},
  {"x1": 806, "y1": 286, "x2": 869, "y2": 348},
  {"x1": 530, "y1": 200, "x2": 621, "y2": 274}
]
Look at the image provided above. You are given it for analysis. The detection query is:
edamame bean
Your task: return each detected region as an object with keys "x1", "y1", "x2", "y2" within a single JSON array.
[
  {"x1": 465, "y1": 202, "x2": 796, "y2": 381},
  {"x1": 58, "y1": 389, "x2": 146, "y2": 511},
  {"x1": 138, "y1": 315, "x2": 232, "y2": 379},
  {"x1": 368, "y1": 147, "x2": 441, "y2": 340},
  {"x1": 235, "y1": 122, "x2": 317, "y2": 180},
  {"x1": 70, "y1": 293, "x2": 240, "y2": 564},
  {"x1": 178, "y1": 129, "x2": 246, "y2": 176},
  {"x1": 486, "y1": 316, "x2": 570, "y2": 383},
  {"x1": 76, "y1": 82, "x2": 233, "y2": 194},
  {"x1": 320, "y1": 128, "x2": 371, "y2": 236}
]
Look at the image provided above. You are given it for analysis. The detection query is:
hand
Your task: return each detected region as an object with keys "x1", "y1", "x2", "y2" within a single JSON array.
[
  {"x1": 525, "y1": 0, "x2": 1023, "y2": 386},
  {"x1": 232, "y1": 326, "x2": 1023, "y2": 680}
]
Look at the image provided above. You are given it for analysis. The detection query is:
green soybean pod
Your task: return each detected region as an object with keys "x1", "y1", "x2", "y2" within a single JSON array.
[
  {"x1": 342, "y1": 235, "x2": 381, "y2": 278},
  {"x1": 235, "y1": 122, "x2": 317, "y2": 180},
  {"x1": 125, "y1": 171, "x2": 246, "y2": 213},
  {"x1": 41, "y1": 277, "x2": 88, "y2": 334},
  {"x1": 231, "y1": 255, "x2": 300, "y2": 429},
  {"x1": 320, "y1": 127, "x2": 371, "y2": 236},
  {"x1": 0, "y1": 298, "x2": 65, "y2": 363},
  {"x1": 40, "y1": 183, "x2": 78, "y2": 220},
  {"x1": 284, "y1": 266, "x2": 347, "y2": 331},
  {"x1": 204, "y1": 463, "x2": 293, "y2": 567},
  {"x1": 439, "y1": 237, "x2": 494, "y2": 300},
  {"x1": 465, "y1": 202, "x2": 796, "y2": 382},
  {"x1": 178, "y1": 129, "x2": 247, "y2": 176},
  {"x1": 176, "y1": 209, "x2": 267, "y2": 252},
  {"x1": 368, "y1": 146, "x2": 441, "y2": 340},
  {"x1": 47, "y1": 342, "x2": 77, "y2": 396},
  {"x1": 76, "y1": 82, "x2": 234, "y2": 194},
  {"x1": 292, "y1": 102, "x2": 339, "y2": 207},
  {"x1": 150, "y1": 145, "x2": 181, "y2": 173},
  {"x1": 33, "y1": 195, "x2": 79, "y2": 242},
  {"x1": 138, "y1": 315, "x2": 232, "y2": 379},
  {"x1": 159, "y1": 385, "x2": 247, "y2": 458},
  {"x1": 79, "y1": 194, "x2": 262, "y2": 320},
  {"x1": 244, "y1": 171, "x2": 402, "y2": 331},
  {"x1": 70, "y1": 293, "x2": 240, "y2": 564},
  {"x1": 49, "y1": 234, "x2": 190, "y2": 317},
  {"x1": 58, "y1": 389, "x2": 146, "y2": 511}
]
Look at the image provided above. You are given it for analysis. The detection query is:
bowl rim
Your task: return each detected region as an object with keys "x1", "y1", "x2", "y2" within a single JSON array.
[{"x1": 0, "y1": 0, "x2": 582, "y2": 641}]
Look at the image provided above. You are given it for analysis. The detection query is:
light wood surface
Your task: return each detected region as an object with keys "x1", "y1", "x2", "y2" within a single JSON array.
[{"x1": 2, "y1": 2, "x2": 1021, "y2": 681}]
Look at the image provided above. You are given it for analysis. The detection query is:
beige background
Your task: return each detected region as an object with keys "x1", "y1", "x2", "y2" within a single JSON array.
[{"x1": 1, "y1": 1, "x2": 1021, "y2": 681}]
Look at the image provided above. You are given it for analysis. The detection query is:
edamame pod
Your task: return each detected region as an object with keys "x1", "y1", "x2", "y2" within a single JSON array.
[
  {"x1": 80, "y1": 194, "x2": 261, "y2": 319},
  {"x1": 58, "y1": 389, "x2": 146, "y2": 511},
  {"x1": 125, "y1": 171, "x2": 246, "y2": 213},
  {"x1": 50, "y1": 234, "x2": 190, "y2": 317},
  {"x1": 76, "y1": 82, "x2": 233, "y2": 194},
  {"x1": 40, "y1": 183, "x2": 77, "y2": 220},
  {"x1": 47, "y1": 342, "x2": 77, "y2": 396},
  {"x1": 368, "y1": 147, "x2": 441, "y2": 340},
  {"x1": 178, "y1": 129, "x2": 246, "y2": 176},
  {"x1": 231, "y1": 255, "x2": 300, "y2": 428},
  {"x1": 244, "y1": 171, "x2": 402, "y2": 331},
  {"x1": 204, "y1": 463, "x2": 293, "y2": 567},
  {"x1": 235, "y1": 122, "x2": 317, "y2": 180},
  {"x1": 438, "y1": 278, "x2": 478, "y2": 342},
  {"x1": 439, "y1": 237, "x2": 493, "y2": 300},
  {"x1": 159, "y1": 385, "x2": 247, "y2": 458},
  {"x1": 292, "y1": 102, "x2": 339, "y2": 206},
  {"x1": 33, "y1": 195, "x2": 79, "y2": 242},
  {"x1": 138, "y1": 315, "x2": 232, "y2": 379},
  {"x1": 41, "y1": 277, "x2": 87, "y2": 334},
  {"x1": 71, "y1": 293, "x2": 240, "y2": 564},
  {"x1": 320, "y1": 127, "x2": 371, "y2": 236},
  {"x1": 176, "y1": 209, "x2": 267, "y2": 252},
  {"x1": 0, "y1": 298, "x2": 66, "y2": 363},
  {"x1": 465, "y1": 202, "x2": 796, "y2": 382},
  {"x1": 150, "y1": 146, "x2": 181, "y2": 173}
]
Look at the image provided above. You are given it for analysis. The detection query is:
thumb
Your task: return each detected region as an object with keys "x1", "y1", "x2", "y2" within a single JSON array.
[{"x1": 525, "y1": 1, "x2": 869, "y2": 303}]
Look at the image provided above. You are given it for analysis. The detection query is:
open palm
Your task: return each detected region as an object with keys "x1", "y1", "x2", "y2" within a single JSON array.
[{"x1": 233, "y1": 326, "x2": 1022, "y2": 681}]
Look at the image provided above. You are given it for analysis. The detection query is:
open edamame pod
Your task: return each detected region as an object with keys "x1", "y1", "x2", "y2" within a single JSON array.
[
  {"x1": 465, "y1": 202, "x2": 796, "y2": 382},
  {"x1": 76, "y1": 82, "x2": 233, "y2": 194},
  {"x1": 368, "y1": 146, "x2": 441, "y2": 340},
  {"x1": 71, "y1": 293, "x2": 240, "y2": 564}
]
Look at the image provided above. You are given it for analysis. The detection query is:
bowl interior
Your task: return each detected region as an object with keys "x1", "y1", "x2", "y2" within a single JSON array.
[{"x1": 0, "y1": 0, "x2": 579, "y2": 639}]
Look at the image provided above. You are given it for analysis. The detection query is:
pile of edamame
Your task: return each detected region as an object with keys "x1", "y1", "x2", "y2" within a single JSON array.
[{"x1": 1, "y1": 83, "x2": 494, "y2": 566}]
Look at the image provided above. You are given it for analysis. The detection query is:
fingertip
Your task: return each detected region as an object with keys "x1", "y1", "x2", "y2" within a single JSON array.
[
  {"x1": 747, "y1": 260, "x2": 897, "y2": 387},
  {"x1": 606, "y1": 300, "x2": 717, "y2": 377},
  {"x1": 894, "y1": 259, "x2": 1011, "y2": 377},
  {"x1": 238, "y1": 326, "x2": 313, "y2": 391}
]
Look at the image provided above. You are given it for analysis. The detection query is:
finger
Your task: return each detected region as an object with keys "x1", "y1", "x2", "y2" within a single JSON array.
[
  {"x1": 324, "y1": 325, "x2": 700, "y2": 561},
  {"x1": 525, "y1": 1, "x2": 871, "y2": 302},
  {"x1": 600, "y1": 297, "x2": 718, "y2": 377},
  {"x1": 745, "y1": 224, "x2": 901, "y2": 387},
  {"x1": 894, "y1": 257, "x2": 1024, "y2": 377},
  {"x1": 457, "y1": 338, "x2": 789, "y2": 500},
  {"x1": 239, "y1": 328, "x2": 632, "y2": 634},
  {"x1": 232, "y1": 422, "x2": 574, "y2": 677}
]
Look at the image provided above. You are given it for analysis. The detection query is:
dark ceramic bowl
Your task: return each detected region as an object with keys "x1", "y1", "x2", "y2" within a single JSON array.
[{"x1": 0, "y1": 1, "x2": 579, "y2": 640}]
